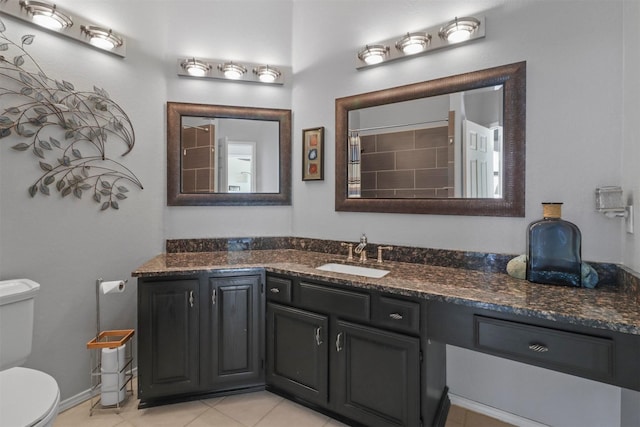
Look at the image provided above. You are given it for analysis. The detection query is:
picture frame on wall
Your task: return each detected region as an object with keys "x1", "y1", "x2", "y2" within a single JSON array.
[{"x1": 302, "y1": 126, "x2": 324, "y2": 181}]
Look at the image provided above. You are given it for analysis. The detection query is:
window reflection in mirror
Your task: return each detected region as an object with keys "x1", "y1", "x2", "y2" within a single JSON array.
[
  {"x1": 347, "y1": 85, "x2": 504, "y2": 199},
  {"x1": 180, "y1": 116, "x2": 279, "y2": 194}
]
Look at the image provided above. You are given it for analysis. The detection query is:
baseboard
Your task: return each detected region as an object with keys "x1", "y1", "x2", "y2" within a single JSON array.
[
  {"x1": 58, "y1": 368, "x2": 138, "y2": 412},
  {"x1": 449, "y1": 393, "x2": 550, "y2": 427}
]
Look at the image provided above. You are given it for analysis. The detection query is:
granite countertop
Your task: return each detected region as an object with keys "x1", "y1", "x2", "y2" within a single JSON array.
[{"x1": 133, "y1": 249, "x2": 640, "y2": 336}]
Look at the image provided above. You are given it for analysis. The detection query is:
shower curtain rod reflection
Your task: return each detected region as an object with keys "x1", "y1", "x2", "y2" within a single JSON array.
[
  {"x1": 182, "y1": 125, "x2": 210, "y2": 131},
  {"x1": 349, "y1": 118, "x2": 448, "y2": 133}
]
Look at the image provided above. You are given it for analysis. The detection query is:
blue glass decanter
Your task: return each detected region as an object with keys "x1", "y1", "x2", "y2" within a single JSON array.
[{"x1": 526, "y1": 203, "x2": 582, "y2": 287}]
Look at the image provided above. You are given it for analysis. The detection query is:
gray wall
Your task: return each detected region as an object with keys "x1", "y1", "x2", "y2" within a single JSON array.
[
  {"x1": 623, "y1": 0, "x2": 640, "y2": 272},
  {"x1": 0, "y1": 1, "x2": 638, "y2": 425}
]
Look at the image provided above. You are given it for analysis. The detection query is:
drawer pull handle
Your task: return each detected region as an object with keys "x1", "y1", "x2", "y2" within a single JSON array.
[
  {"x1": 528, "y1": 343, "x2": 549, "y2": 353},
  {"x1": 189, "y1": 291, "x2": 194, "y2": 308},
  {"x1": 389, "y1": 312, "x2": 403, "y2": 320},
  {"x1": 269, "y1": 288, "x2": 280, "y2": 293},
  {"x1": 315, "y1": 327, "x2": 323, "y2": 346},
  {"x1": 336, "y1": 332, "x2": 343, "y2": 352}
]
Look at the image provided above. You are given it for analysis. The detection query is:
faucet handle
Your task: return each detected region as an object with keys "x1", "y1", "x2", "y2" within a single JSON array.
[
  {"x1": 377, "y1": 246, "x2": 394, "y2": 263},
  {"x1": 341, "y1": 242, "x2": 354, "y2": 261}
]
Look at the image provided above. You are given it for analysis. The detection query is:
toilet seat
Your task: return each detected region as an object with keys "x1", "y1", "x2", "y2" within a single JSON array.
[{"x1": 0, "y1": 367, "x2": 60, "y2": 427}]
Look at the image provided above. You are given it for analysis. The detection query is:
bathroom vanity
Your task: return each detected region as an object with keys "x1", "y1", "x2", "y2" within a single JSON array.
[
  {"x1": 133, "y1": 247, "x2": 640, "y2": 426},
  {"x1": 265, "y1": 272, "x2": 443, "y2": 427},
  {"x1": 137, "y1": 270, "x2": 265, "y2": 405}
]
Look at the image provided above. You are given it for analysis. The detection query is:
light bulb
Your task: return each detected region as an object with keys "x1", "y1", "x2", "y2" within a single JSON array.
[
  {"x1": 32, "y1": 14, "x2": 63, "y2": 30},
  {"x1": 89, "y1": 36, "x2": 116, "y2": 50},
  {"x1": 447, "y1": 29, "x2": 472, "y2": 43}
]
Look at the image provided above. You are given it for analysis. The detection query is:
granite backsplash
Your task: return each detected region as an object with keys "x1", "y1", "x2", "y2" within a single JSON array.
[{"x1": 165, "y1": 236, "x2": 626, "y2": 287}]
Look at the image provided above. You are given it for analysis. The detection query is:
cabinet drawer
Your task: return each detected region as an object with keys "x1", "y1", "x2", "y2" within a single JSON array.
[
  {"x1": 298, "y1": 282, "x2": 369, "y2": 320},
  {"x1": 266, "y1": 276, "x2": 291, "y2": 303},
  {"x1": 373, "y1": 296, "x2": 420, "y2": 334},
  {"x1": 474, "y1": 316, "x2": 614, "y2": 379}
]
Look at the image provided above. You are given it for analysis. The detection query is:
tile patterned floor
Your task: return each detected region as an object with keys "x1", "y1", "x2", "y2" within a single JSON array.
[
  {"x1": 445, "y1": 404, "x2": 515, "y2": 427},
  {"x1": 54, "y1": 379, "x2": 511, "y2": 427}
]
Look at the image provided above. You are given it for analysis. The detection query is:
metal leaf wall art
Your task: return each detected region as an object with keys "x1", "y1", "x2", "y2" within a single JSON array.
[{"x1": 0, "y1": 19, "x2": 142, "y2": 211}]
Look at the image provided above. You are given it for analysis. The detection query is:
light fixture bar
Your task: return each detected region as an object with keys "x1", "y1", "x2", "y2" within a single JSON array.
[
  {"x1": 0, "y1": 0, "x2": 126, "y2": 57},
  {"x1": 356, "y1": 15, "x2": 485, "y2": 69},
  {"x1": 177, "y1": 57, "x2": 287, "y2": 85}
]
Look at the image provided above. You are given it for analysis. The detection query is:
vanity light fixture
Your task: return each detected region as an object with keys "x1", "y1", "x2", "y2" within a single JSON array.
[
  {"x1": 356, "y1": 15, "x2": 485, "y2": 69},
  {"x1": 20, "y1": 0, "x2": 72, "y2": 30},
  {"x1": 80, "y1": 25, "x2": 124, "y2": 50},
  {"x1": 396, "y1": 32, "x2": 431, "y2": 55},
  {"x1": 0, "y1": 0, "x2": 126, "y2": 57},
  {"x1": 253, "y1": 65, "x2": 281, "y2": 83},
  {"x1": 438, "y1": 17, "x2": 481, "y2": 43},
  {"x1": 177, "y1": 57, "x2": 287, "y2": 85},
  {"x1": 357, "y1": 45, "x2": 389, "y2": 65},
  {"x1": 180, "y1": 58, "x2": 211, "y2": 77},
  {"x1": 218, "y1": 62, "x2": 247, "y2": 80}
]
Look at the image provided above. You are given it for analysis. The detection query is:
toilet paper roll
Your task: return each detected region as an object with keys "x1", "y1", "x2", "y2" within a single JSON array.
[
  {"x1": 100, "y1": 372, "x2": 126, "y2": 406},
  {"x1": 101, "y1": 345, "x2": 127, "y2": 406},
  {"x1": 101, "y1": 345, "x2": 125, "y2": 373},
  {"x1": 100, "y1": 280, "x2": 126, "y2": 295}
]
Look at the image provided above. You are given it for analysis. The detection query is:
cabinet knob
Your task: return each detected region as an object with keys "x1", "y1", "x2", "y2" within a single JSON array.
[
  {"x1": 212, "y1": 289, "x2": 217, "y2": 305},
  {"x1": 269, "y1": 287, "x2": 280, "y2": 294},
  {"x1": 335, "y1": 332, "x2": 343, "y2": 352},
  {"x1": 389, "y1": 312, "x2": 403, "y2": 320},
  {"x1": 528, "y1": 343, "x2": 549, "y2": 353},
  {"x1": 189, "y1": 291, "x2": 194, "y2": 308}
]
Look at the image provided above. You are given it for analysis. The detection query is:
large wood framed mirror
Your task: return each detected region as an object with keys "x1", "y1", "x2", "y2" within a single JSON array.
[
  {"x1": 335, "y1": 61, "x2": 526, "y2": 216},
  {"x1": 167, "y1": 102, "x2": 291, "y2": 206}
]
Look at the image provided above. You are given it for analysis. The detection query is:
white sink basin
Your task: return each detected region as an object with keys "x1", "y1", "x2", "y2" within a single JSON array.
[{"x1": 316, "y1": 263, "x2": 390, "y2": 278}]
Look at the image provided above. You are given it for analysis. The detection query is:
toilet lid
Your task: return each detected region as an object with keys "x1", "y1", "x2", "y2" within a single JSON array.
[{"x1": 0, "y1": 367, "x2": 60, "y2": 427}]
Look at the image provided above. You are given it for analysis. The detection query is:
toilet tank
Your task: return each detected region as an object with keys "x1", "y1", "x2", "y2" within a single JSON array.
[{"x1": 0, "y1": 279, "x2": 40, "y2": 370}]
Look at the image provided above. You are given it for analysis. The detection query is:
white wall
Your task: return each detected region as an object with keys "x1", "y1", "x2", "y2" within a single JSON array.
[
  {"x1": 289, "y1": 1, "x2": 634, "y2": 426},
  {"x1": 163, "y1": 0, "x2": 294, "y2": 239},
  {"x1": 290, "y1": 0, "x2": 623, "y2": 262},
  {"x1": 623, "y1": 0, "x2": 640, "y2": 271},
  {"x1": 0, "y1": 0, "x2": 167, "y2": 400},
  {"x1": 447, "y1": 346, "x2": 622, "y2": 427},
  {"x1": 0, "y1": 1, "x2": 638, "y2": 424}
]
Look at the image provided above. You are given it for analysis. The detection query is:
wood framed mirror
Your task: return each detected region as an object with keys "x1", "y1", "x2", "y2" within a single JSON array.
[
  {"x1": 335, "y1": 61, "x2": 526, "y2": 216},
  {"x1": 167, "y1": 102, "x2": 291, "y2": 206}
]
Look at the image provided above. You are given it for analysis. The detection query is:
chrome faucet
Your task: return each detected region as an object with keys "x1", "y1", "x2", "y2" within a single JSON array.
[{"x1": 354, "y1": 234, "x2": 367, "y2": 262}]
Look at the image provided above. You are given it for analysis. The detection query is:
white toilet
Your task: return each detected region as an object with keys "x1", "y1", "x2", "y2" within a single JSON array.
[{"x1": 0, "y1": 279, "x2": 60, "y2": 427}]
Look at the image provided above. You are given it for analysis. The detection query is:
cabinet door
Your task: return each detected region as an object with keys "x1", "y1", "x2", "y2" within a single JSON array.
[
  {"x1": 204, "y1": 275, "x2": 263, "y2": 389},
  {"x1": 138, "y1": 278, "x2": 200, "y2": 401},
  {"x1": 334, "y1": 320, "x2": 421, "y2": 427},
  {"x1": 267, "y1": 303, "x2": 329, "y2": 406}
]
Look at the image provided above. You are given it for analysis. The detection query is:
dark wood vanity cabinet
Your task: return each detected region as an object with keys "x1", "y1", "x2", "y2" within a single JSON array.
[
  {"x1": 202, "y1": 274, "x2": 264, "y2": 389},
  {"x1": 137, "y1": 270, "x2": 265, "y2": 406},
  {"x1": 333, "y1": 320, "x2": 421, "y2": 426},
  {"x1": 138, "y1": 277, "x2": 200, "y2": 400},
  {"x1": 267, "y1": 303, "x2": 329, "y2": 406},
  {"x1": 427, "y1": 301, "x2": 640, "y2": 392},
  {"x1": 266, "y1": 273, "x2": 444, "y2": 427}
]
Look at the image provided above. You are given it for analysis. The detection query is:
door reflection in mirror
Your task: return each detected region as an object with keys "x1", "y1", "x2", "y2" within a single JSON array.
[
  {"x1": 222, "y1": 139, "x2": 256, "y2": 193},
  {"x1": 181, "y1": 116, "x2": 279, "y2": 194}
]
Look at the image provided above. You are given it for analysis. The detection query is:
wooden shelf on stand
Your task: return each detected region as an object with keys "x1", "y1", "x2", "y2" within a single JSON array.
[{"x1": 86, "y1": 329, "x2": 135, "y2": 416}]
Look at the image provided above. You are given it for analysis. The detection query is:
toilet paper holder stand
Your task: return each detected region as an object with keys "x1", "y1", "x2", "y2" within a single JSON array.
[
  {"x1": 86, "y1": 278, "x2": 135, "y2": 415},
  {"x1": 93, "y1": 278, "x2": 128, "y2": 339}
]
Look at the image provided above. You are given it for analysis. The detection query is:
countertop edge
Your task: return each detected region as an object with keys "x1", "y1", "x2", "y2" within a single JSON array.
[{"x1": 132, "y1": 251, "x2": 640, "y2": 337}]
